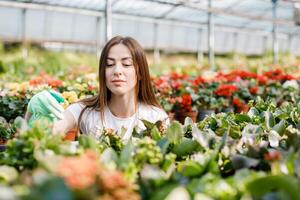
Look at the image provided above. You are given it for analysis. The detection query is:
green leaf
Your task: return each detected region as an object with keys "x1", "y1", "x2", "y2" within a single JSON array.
[
  {"x1": 247, "y1": 175, "x2": 300, "y2": 200},
  {"x1": 248, "y1": 107, "x2": 259, "y2": 118},
  {"x1": 242, "y1": 124, "x2": 261, "y2": 135},
  {"x1": 229, "y1": 125, "x2": 241, "y2": 139},
  {"x1": 166, "y1": 121, "x2": 183, "y2": 144},
  {"x1": 272, "y1": 120, "x2": 286, "y2": 136},
  {"x1": 119, "y1": 141, "x2": 134, "y2": 169},
  {"x1": 25, "y1": 176, "x2": 73, "y2": 200},
  {"x1": 264, "y1": 111, "x2": 275, "y2": 130},
  {"x1": 141, "y1": 119, "x2": 155, "y2": 130},
  {"x1": 150, "y1": 183, "x2": 178, "y2": 200},
  {"x1": 172, "y1": 138, "x2": 200, "y2": 157},
  {"x1": 0, "y1": 165, "x2": 18, "y2": 183},
  {"x1": 157, "y1": 137, "x2": 170, "y2": 154},
  {"x1": 165, "y1": 187, "x2": 191, "y2": 200},
  {"x1": 177, "y1": 160, "x2": 204, "y2": 177},
  {"x1": 78, "y1": 135, "x2": 97, "y2": 150},
  {"x1": 234, "y1": 114, "x2": 252, "y2": 123},
  {"x1": 231, "y1": 155, "x2": 259, "y2": 170},
  {"x1": 100, "y1": 148, "x2": 118, "y2": 168},
  {"x1": 151, "y1": 126, "x2": 161, "y2": 141}
]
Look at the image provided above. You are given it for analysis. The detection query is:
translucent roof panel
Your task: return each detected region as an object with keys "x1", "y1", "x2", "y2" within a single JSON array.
[
  {"x1": 112, "y1": 0, "x2": 173, "y2": 18},
  {"x1": 214, "y1": 15, "x2": 252, "y2": 28},
  {"x1": 1, "y1": 0, "x2": 298, "y2": 34},
  {"x1": 1, "y1": 0, "x2": 300, "y2": 50},
  {"x1": 165, "y1": 6, "x2": 208, "y2": 23}
]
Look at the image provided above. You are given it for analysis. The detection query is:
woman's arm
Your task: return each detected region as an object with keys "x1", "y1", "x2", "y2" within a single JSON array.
[
  {"x1": 52, "y1": 110, "x2": 77, "y2": 135},
  {"x1": 24, "y1": 110, "x2": 32, "y2": 122}
]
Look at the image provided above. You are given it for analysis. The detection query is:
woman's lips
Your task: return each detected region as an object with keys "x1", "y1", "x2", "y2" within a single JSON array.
[
  {"x1": 112, "y1": 80, "x2": 125, "y2": 83},
  {"x1": 111, "y1": 80, "x2": 125, "y2": 86}
]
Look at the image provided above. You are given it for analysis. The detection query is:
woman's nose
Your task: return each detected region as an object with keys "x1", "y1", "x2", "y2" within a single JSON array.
[{"x1": 113, "y1": 64, "x2": 122, "y2": 75}]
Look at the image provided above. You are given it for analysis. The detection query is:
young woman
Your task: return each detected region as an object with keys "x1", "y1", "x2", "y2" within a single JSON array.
[{"x1": 26, "y1": 36, "x2": 168, "y2": 141}]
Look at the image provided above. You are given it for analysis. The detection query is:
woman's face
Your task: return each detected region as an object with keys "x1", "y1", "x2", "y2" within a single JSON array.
[{"x1": 105, "y1": 43, "x2": 137, "y2": 97}]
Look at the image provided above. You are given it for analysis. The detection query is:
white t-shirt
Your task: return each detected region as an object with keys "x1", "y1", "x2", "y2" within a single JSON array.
[{"x1": 66, "y1": 102, "x2": 168, "y2": 141}]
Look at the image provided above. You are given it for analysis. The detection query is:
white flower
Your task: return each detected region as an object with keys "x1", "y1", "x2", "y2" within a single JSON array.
[
  {"x1": 268, "y1": 130, "x2": 280, "y2": 148},
  {"x1": 283, "y1": 80, "x2": 299, "y2": 90}
]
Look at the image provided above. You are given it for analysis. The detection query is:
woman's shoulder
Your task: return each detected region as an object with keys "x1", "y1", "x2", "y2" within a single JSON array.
[
  {"x1": 66, "y1": 102, "x2": 98, "y2": 120},
  {"x1": 67, "y1": 102, "x2": 85, "y2": 110}
]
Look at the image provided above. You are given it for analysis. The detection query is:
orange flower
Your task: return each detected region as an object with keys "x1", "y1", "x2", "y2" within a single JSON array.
[
  {"x1": 29, "y1": 72, "x2": 63, "y2": 88},
  {"x1": 99, "y1": 170, "x2": 129, "y2": 191},
  {"x1": 57, "y1": 151, "x2": 99, "y2": 189}
]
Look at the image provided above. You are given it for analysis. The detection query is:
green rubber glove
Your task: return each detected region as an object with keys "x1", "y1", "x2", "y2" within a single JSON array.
[{"x1": 27, "y1": 90, "x2": 65, "y2": 126}]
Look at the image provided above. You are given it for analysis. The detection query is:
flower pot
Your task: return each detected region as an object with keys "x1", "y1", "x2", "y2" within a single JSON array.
[
  {"x1": 197, "y1": 109, "x2": 215, "y2": 121},
  {"x1": 0, "y1": 139, "x2": 7, "y2": 145},
  {"x1": 175, "y1": 111, "x2": 198, "y2": 124},
  {"x1": 0, "y1": 145, "x2": 6, "y2": 152},
  {"x1": 221, "y1": 106, "x2": 234, "y2": 113},
  {"x1": 64, "y1": 128, "x2": 77, "y2": 141}
]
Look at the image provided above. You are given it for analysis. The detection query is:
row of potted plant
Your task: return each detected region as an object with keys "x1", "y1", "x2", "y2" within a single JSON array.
[
  {"x1": 153, "y1": 69, "x2": 299, "y2": 122},
  {"x1": 0, "y1": 98, "x2": 300, "y2": 199}
]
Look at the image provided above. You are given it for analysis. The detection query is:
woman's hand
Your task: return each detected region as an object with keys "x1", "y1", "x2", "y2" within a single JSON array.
[{"x1": 27, "y1": 90, "x2": 65, "y2": 123}]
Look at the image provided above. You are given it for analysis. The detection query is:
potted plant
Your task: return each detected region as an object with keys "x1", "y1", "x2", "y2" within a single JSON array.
[
  {"x1": 0, "y1": 117, "x2": 17, "y2": 151},
  {"x1": 172, "y1": 94, "x2": 198, "y2": 123}
]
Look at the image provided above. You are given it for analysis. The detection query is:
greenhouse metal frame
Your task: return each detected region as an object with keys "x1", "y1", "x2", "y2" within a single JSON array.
[{"x1": 0, "y1": 0, "x2": 300, "y2": 68}]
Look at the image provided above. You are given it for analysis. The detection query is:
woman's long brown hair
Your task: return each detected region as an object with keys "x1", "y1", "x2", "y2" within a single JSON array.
[{"x1": 76, "y1": 36, "x2": 160, "y2": 135}]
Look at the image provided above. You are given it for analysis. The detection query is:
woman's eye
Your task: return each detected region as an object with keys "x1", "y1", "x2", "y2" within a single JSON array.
[
  {"x1": 123, "y1": 63, "x2": 132, "y2": 67},
  {"x1": 106, "y1": 64, "x2": 114, "y2": 67}
]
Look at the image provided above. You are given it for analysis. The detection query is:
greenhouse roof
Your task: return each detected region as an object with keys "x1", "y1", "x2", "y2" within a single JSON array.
[{"x1": 1, "y1": 0, "x2": 299, "y2": 36}]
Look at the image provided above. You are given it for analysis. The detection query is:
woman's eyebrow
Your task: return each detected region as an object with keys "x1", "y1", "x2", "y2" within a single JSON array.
[
  {"x1": 121, "y1": 57, "x2": 133, "y2": 61},
  {"x1": 106, "y1": 57, "x2": 132, "y2": 61}
]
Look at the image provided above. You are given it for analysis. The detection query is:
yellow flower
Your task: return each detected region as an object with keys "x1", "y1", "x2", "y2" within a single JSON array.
[
  {"x1": 19, "y1": 82, "x2": 30, "y2": 92},
  {"x1": 61, "y1": 101, "x2": 70, "y2": 109},
  {"x1": 62, "y1": 91, "x2": 78, "y2": 104},
  {"x1": 6, "y1": 83, "x2": 19, "y2": 91},
  {"x1": 73, "y1": 83, "x2": 84, "y2": 91}
]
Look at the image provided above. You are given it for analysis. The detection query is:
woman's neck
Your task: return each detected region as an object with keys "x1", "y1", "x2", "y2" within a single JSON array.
[{"x1": 108, "y1": 94, "x2": 138, "y2": 118}]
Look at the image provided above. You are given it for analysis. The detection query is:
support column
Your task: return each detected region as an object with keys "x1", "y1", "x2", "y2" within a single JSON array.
[
  {"x1": 208, "y1": 0, "x2": 215, "y2": 71},
  {"x1": 21, "y1": 8, "x2": 28, "y2": 58},
  {"x1": 153, "y1": 23, "x2": 160, "y2": 65},
  {"x1": 197, "y1": 28, "x2": 203, "y2": 65},
  {"x1": 105, "y1": 0, "x2": 112, "y2": 42},
  {"x1": 272, "y1": 0, "x2": 279, "y2": 64},
  {"x1": 263, "y1": 35, "x2": 268, "y2": 54},
  {"x1": 96, "y1": 16, "x2": 101, "y2": 56},
  {"x1": 288, "y1": 34, "x2": 293, "y2": 54}
]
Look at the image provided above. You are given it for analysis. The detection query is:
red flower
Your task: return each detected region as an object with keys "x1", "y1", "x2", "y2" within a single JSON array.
[
  {"x1": 176, "y1": 94, "x2": 192, "y2": 112},
  {"x1": 262, "y1": 69, "x2": 294, "y2": 82},
  {"x1": 264, "y1": 151, "x2": 282, "y2": 162},
  {"x1": 256, "y1": 75, "x2": 267, "y2": 85},
  {"x1": 249, "y1": 86, "x2": 258, "y2": 95},
  {"x1": 88, "y1": 84, "x2": 96, "y2": 91},
  {"x1": 214, "y1": 84, "x2": 238, "y2": 97},
  {"x1": 171, "y1": 81, "x2": 182, "y2": 90},
  {"x1": 192, "y1": 76, "x2": 205, "y2": 86},
  {"x1": 281, "y1": 74, "x2": 295, "y2": 81},
  {"x1": 263, "y1": 69, "x2": 283, "y2": 78},
  {"x1": 232, "y1": 97, "x2": 243, "y2": 107}
]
